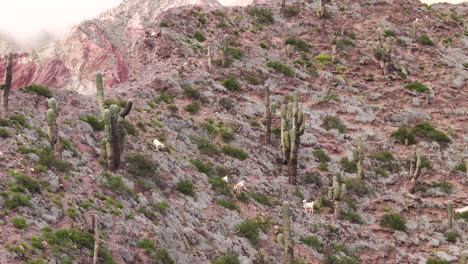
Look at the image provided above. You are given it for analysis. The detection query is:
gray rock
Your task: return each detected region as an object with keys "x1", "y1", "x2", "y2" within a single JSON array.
[
  {"x1": 390, "y1": 109, "x2": 431, "y2": 125},
  {"x1": 42, "y1": 214, "x2": 58, "y2": 224},
  {"x1": 119, "y1": 248, "x2": 134, "y2": 263}
]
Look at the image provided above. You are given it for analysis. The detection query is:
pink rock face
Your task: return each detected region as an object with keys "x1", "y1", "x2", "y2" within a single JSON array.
[{"x1": 0, "y1": 53, "x2": 71, "y2": 89}]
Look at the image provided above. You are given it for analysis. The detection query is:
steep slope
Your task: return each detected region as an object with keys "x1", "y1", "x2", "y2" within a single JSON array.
[
  {"x1": 0, "y1": 0, "x2": 467, "y2": 264},
  {"x1": 0, "y1": 0, "x2": 222, "y2": 94}
]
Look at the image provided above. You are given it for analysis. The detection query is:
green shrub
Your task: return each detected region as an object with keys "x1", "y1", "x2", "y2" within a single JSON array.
[
  {"x1": 313, "y1": 149, "x2": 331, "y2": 162},
  {"x1": 418, "y1": 34, "x2": 434, "y2": 46},
  {"x1": 137, "y1": 238, "x2": 156, "y2": 253},
  {"x1": 79, "y1": 115, "x2": 104, "y2": 131},
  {"x1": 250, "y1": 192, "x2": 271, "y2": 206},
  {"x1": 455, "y1": 211, "x2": 468, "y2": 222},
  {"x1": 314, "y1": 53, "x2": 332, "y2": 65},
  {"x1": 222, "y1": 76, "x2": 241, "y2": 92},
  {"x1": 9, "y1": 170, "x2": 40, "y2": 193},
  {"x1": 217, "y1": 199, "x2": 239, "y2": 211},
  {"x1": 444, "y1": 231, "x2": 457, "y2": 242},
  {"x1": 454, "y1": 162, "x2": 467, "y2": 172},
  {"x1": 324, "y1": 254, "x2": 359, "y2": 264},
  {"x1": 405, "y1": 81, "x2": 429, "y2": 93},
  {"x1": 219, "y1": 97, "x2": 235, "y2": 110},
  {"x1": 105, "y1": 174, "x2": 131, "y2": 194},
  {"x1": 266, "y1": 61, "x2": 295, "y2": 76},
  {"x1": 411, "y1": 122, "x2": 451, "y2": 145},
  {"x1": 183, "y1": 86, "x2": 200, "y2": 99},
  {"x1": 431, "y1": 181, "x2": 453, "y2": 194},
  {"x1": 373, "y1": 168, "x2": 388, "y2": 177},
  {"x1": 212, "y1": 251, "x2": 241, "y2": 264},
  {"x1": 155, "y1": 201, "x2": 169, "y2": 215},
  {"x1": 160, "y1": 22, "x2": 168, "y2": 27},
  {"x1": 392, "y1": 122, "x2": 450, "y2": 145},
  {"x1": 322, "y1": 116, "x2": 346, "y2": 133},
  {"x1": 150, "y1": 248, "x2": 175, "y2": 264},
  {"x1": 340, "y1": 157, "x2": 357, "y2": 173},
  {"x1": 66, "y1": 208, "x2": 79, "y2": 219},
  {"x1": 0, "y1": 117, "x2": 8, "y2": 126},
  {"x1": 285, "y1": 37, "x2": 311, "y2": 53},
  {"x1": 9, "y1": 114, "x2": 28, "y2": 127},
  {"x1": 369, "y1": 151, "x2": 399, "y2": 172},
  {"x1": 343, "y1": 178, "x2": 372, "y2": 195},
  {"x1": 21, "y1": 84, "x2": 53, "y2": 98},
  {"x1": 3, "y1": 193, "x2": 32, "y2": 209},
  {"x1": 303, "y1": 171, "x2": 321, "y2": 186},
  {"x1": 190, "y1": 159, "x2": 214, "y2": 175},
  {"x1": 12, "y1": 216, "x2": 27, "y2": 229},
  {"x1": 0, "y1": 128, "x2": 10, "y2": 138},
  {"x1": 191, "y1": 136, "x2": 218, "y2": 155},
  {"x1": 154, "y1": 93, "x2": 174, "y2": 104},
  {"x1": 184, "y1": 102, "x2": 201, "y2": 114},
  {"x1": 379, "y1": 212, "x2": 405, "y2": 231},
  {"x1": 383, "y1": 30, "x2": 396, "y2": 37},
  {"x1": 391, "y1": 127, "x2": 415, "y2": 145},
  {"x1": 193, "y1": 31, "x2": 206, "y2": 42},
  {"x1": 167, "y1": 105, "x2": 178, "y2": 112},
  {"x1": 426, "y1": 258, "x2": 448, "y2": 264},
  {"x1": 341, "y1": 210, "x2": 364, "y2": 224},
  {"x1": 335, "y1": 38, "x2": 355, "y2": 50},
  {"x1": 226, "y1": 48, "x2": 244, "y2": 60},
  {"x1": 126, "y1": 153, "x2": 158, "y2": 179},
  {"x1": 282, "y1": 6, "x2": 300, "y2": 17},
  {"x1": 247, "y1": 7, "x2": 274, "y2": 24},
  {"x1": 209, "y1": 176, "x2": 232, "y2": 196},
  {"x1": 219, "y1": 128, "x2": 235, "y2": 142},
  {"x1": 175, "y1": 180, "x2": 195, "y2": 196},
  {"x1": 236, "y1": 192, "x2": 249, "y2": 203},
  {"x1": 221, "y1": 145, "x2": 248, "y2": 160},
  {"x1": 235, "y1": 217, "x2": 269, "y2": 245},
  {"x1": 299, "y1": 235, "x2": 323, "y2": 251}
]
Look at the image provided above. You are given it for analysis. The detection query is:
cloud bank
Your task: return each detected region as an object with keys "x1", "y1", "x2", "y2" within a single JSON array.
[
  {"x1": 0, "y1": 0, "x2": 465, "y2": 50},
  {"x1": 0, "y1": 0, "x2": 122, "y2": 50}
]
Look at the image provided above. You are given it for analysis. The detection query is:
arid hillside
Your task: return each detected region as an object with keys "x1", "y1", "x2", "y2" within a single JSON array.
[{"x1": 0, "y1": 0, "x2": 467, "y2": 264}]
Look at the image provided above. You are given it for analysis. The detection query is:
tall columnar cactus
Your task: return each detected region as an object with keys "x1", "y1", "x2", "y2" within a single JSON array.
[
  {"x1": 207, "y1": 46, "x2": 212, "y2": 72},
  {"x1": 280, "y1": 92, "x2": 305, "y2": 185},
  {"x1": 331, "y1": 45, "x2": 337, "y2": 63},
  {"x1": 412, "y1": 19, "x2": 419, "y2": 40},
  {"x1": 408, "y1": 146, "x2": 421, "y2": 193},
  {"x1": 353, "y1": 137, "x2": 365, "y2": 180},
  {"x1": 316, "y1": 0, "x2": 325, "y2": 18},
  {"x1": 47, "y1": 98, "x2": 63, "y2": 161},
  {"x1": 447, "y1": 201, "x2": 453, "y2": 230},
  {"x1": 276, "y1": 201, "x2": 293, "y2": 264},
  {"x1": 460, "y1": 253, "x2": 467, "y2": 264},
  {"x1": 465, "y1": 159, "x2": 468, "y2": 180},
  {"x1": 376, "y1": 32, "x2": 393, "y2": 75},
  {"x1": 282, "y1": 0, "x2": 286, "y2": 8},
  {"x1": 263, "y1": 85, "x2": 276, "y2": 145},
  {"x1": 286, "y1": 44, "x2": 291, "y2": 58},
  {"x1": 328, "y1": 174, "x2": 346, "y2": 219},
  {"x1": 96, "y1": 72, "x2": 105, "y2": 116},
  {"x1": 1, "y1": 53, "x2": 13, "y2": 116},
  {"x1": 221, "y1": 34, "x2": 230, "y2": 68},
  {"x1": 96, "y1": 73, "x2": 133, "y2": 171}
]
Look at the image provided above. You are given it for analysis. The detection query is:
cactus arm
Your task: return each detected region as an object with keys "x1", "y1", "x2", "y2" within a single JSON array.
[
  {"x1": 119, "y1": 99, "x2": 133, "y2": 118},
  {"x1": 96, "y1": 73, "x2": 105, "y2": 116}
]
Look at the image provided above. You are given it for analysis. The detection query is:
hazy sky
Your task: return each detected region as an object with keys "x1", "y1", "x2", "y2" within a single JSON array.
[{"x1": 0, "y1": 0, "x2": 465, "y2": 48}]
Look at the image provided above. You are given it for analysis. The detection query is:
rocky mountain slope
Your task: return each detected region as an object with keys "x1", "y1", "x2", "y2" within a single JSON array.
[{"x1": 0, "y1": 0, "x2": 467, "y2": 263}]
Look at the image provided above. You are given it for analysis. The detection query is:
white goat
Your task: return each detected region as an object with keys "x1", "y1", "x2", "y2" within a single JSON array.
[
  {"x1": 303, "y1": 199, "x2": 314, "y2": 214},
  {"x1": 455, "y1": 206, "x2": 468, "y2": 214},
  {"x1": 222, "y1": 176, "x2": 229, "y2": 183},
  {"x1": 233, "y1": 180, "x2": 246, "y2": 194},
  {"x1": 153, "y1": 139, "x2": 166, "y2": 151}
]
